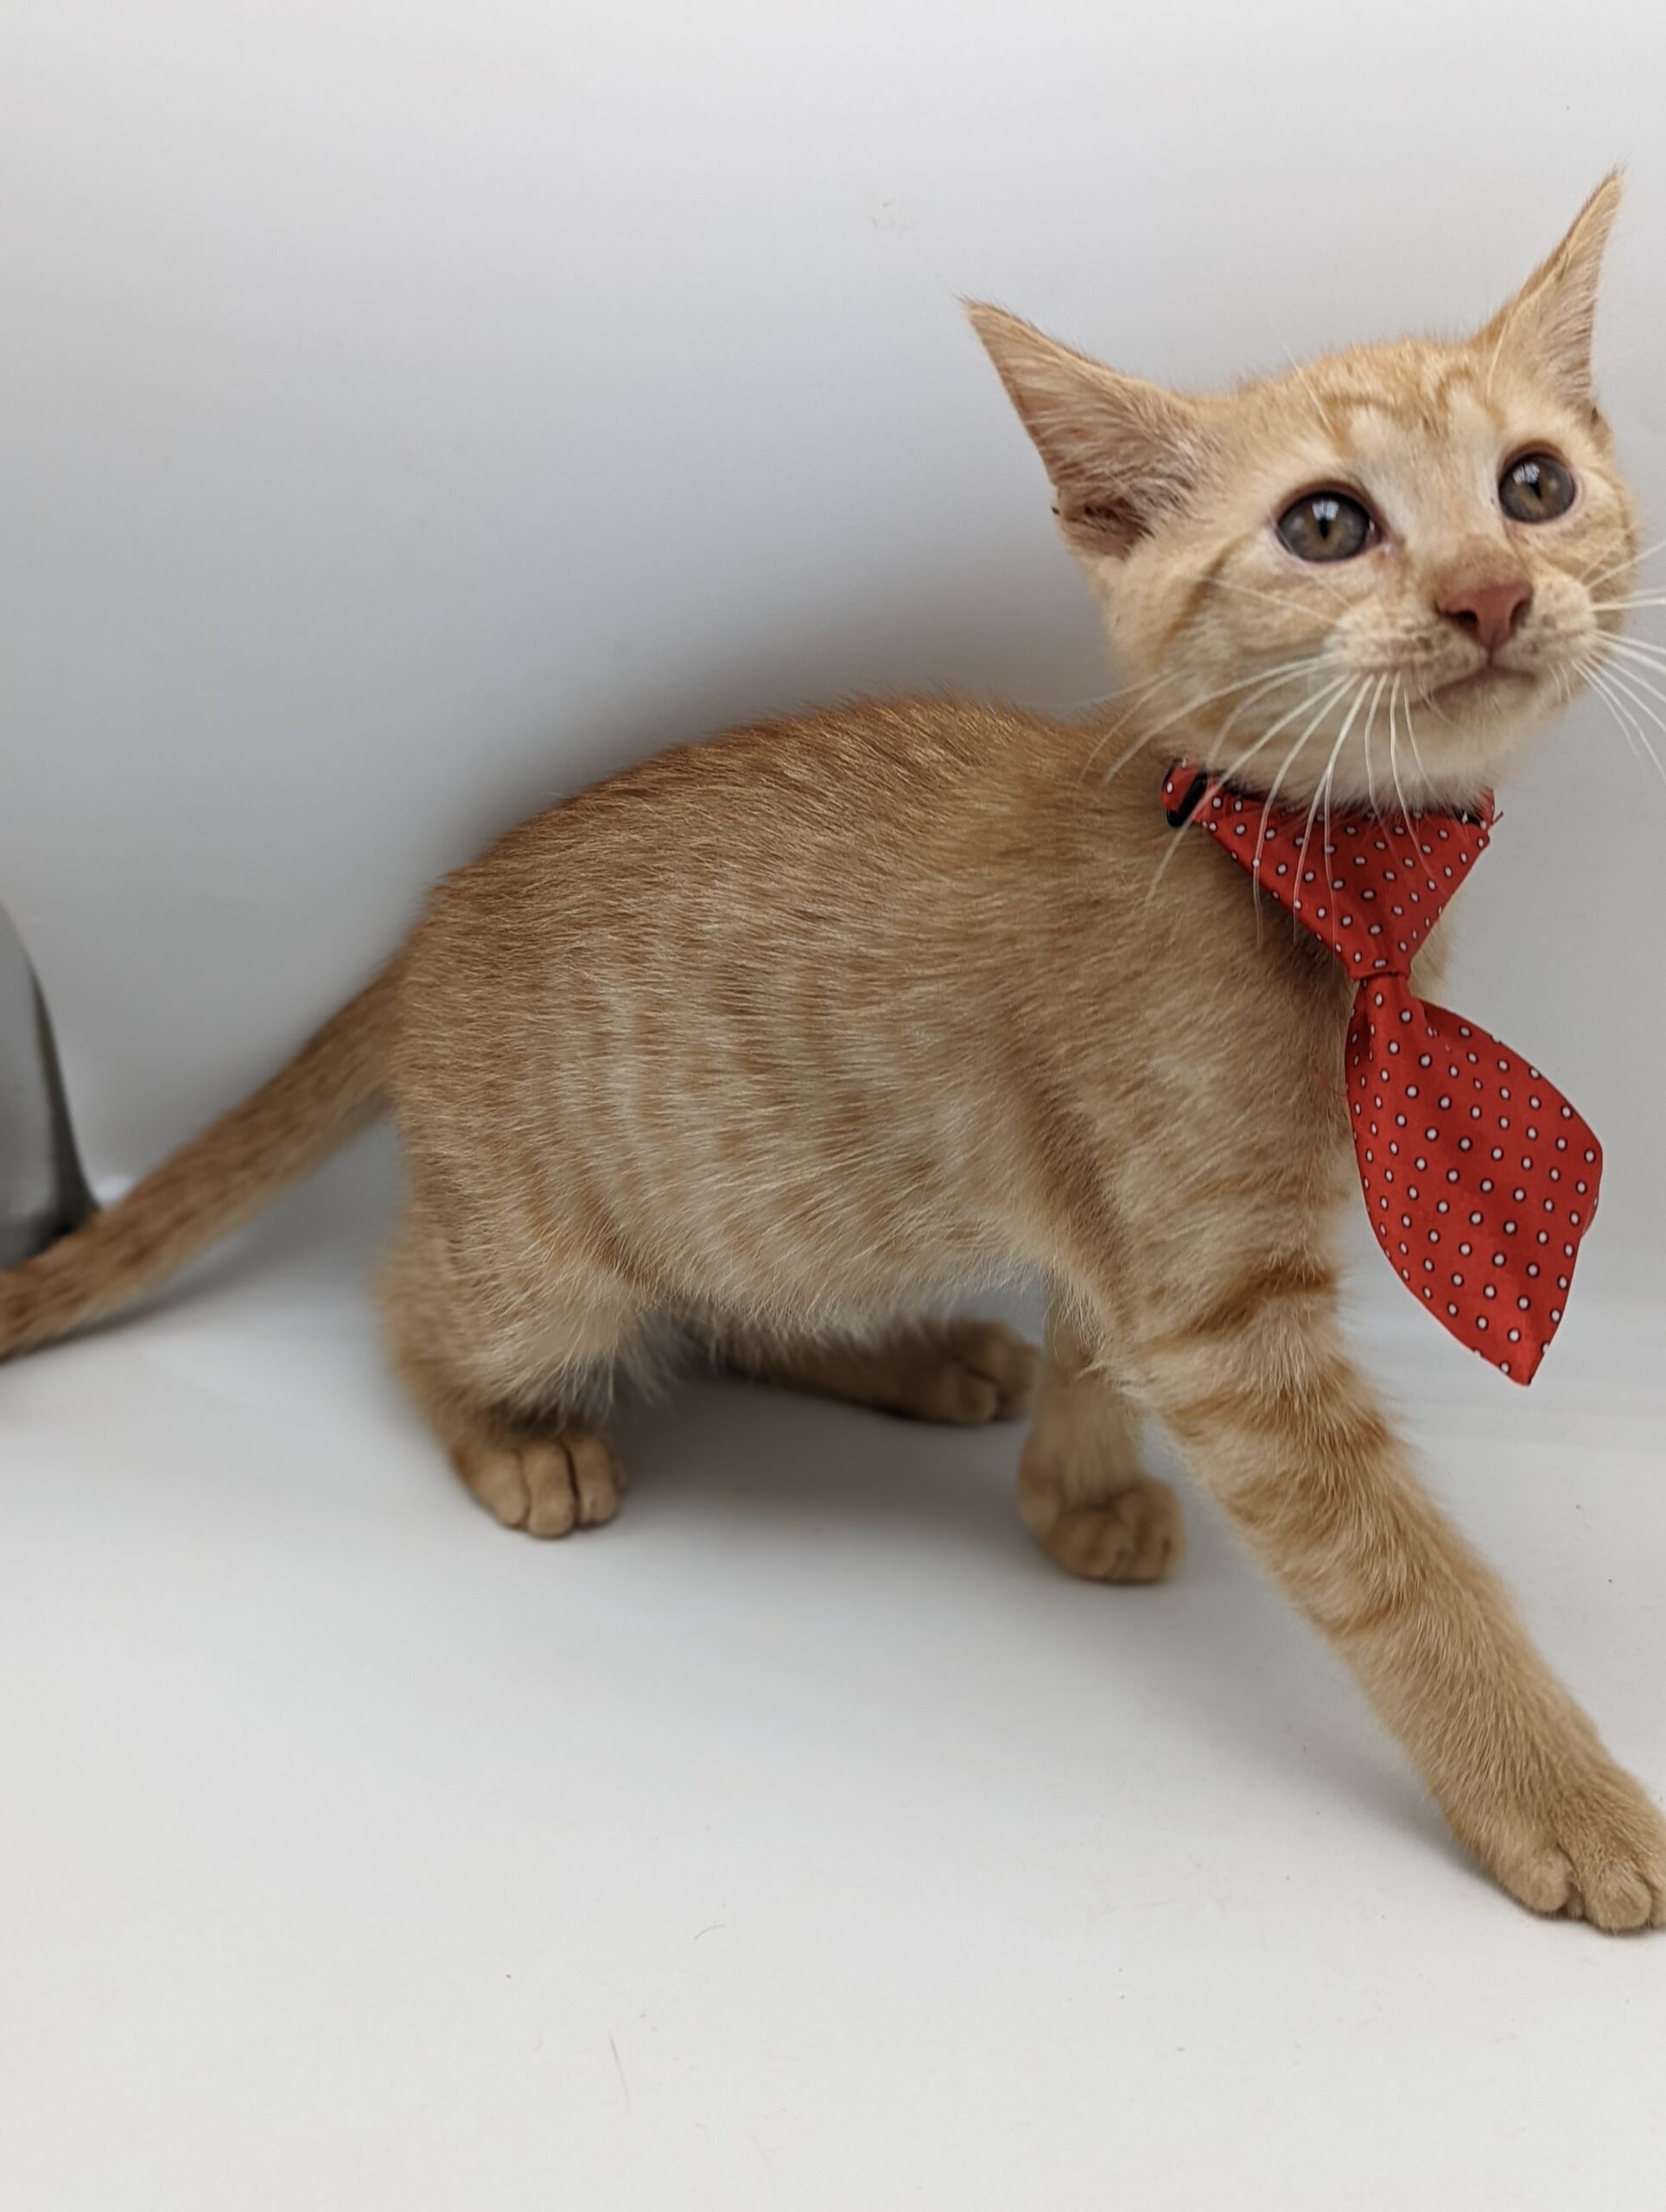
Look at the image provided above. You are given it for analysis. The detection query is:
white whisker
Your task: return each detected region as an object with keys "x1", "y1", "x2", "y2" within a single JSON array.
[
  {"x1": 1582, "y1": 531, "x2": 1666, "y2": 594},
  {"x1": 1076, "y1": 717, "x2": 1173, "y2": 793},
  {"x1": 1141, "y1": 667, "x2": 1351, "y2": 909},
  {"x1": 1215, "y1": 669, "x2": 1350, "y2": 798},
  {"x1": 1078, "y1": 654, "x2": 1330, "y2": 787},
  {"x1": 1332, "y1": 671, "x2": 1385, "y2": 883},
  {"x1": 1074, "y1": 665, "x2": 1255, "y2": 788},
  {"x1": 1295, "y1": 677, "x2": 1370, "y2": 909},
  {"x1": 1199, "y1": 570, "x2": 1350, "y2": 613},
  {"x1": 1399, "y1": 686, "x2": 1434, "y2": 798},
  {"x1": 1592, "y1": 663, "x2": 1666, "y2": 790},
  {"x1": 1577, "y1": 656, "x2": 1653, "y2": 778},
  {"x1": 1383, "y1": 673, "x2": 1419, "y2": 864},
  {"x1": 1358, "y1": 671, "x2": 1388, "y2": 817},
  {"x1": 1209, "y1": 658, "x2": 1337, "y2": 754},
  {"x1": 1595, "y1": 654, "x2": 1666, "y2": 723},
  {"x1": 1604, "y1": 634, "x2": 1666, "y2": 670},
  {"x1": 1250, "y1": 678, "x2": 1354, "y2": 884}
]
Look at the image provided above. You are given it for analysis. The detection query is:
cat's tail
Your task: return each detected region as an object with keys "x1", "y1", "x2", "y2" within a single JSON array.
[{"x1": 0, "y1": 964, "x2": 396, "y2": 1358}]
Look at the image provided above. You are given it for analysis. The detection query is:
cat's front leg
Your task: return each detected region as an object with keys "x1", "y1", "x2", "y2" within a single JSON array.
[{"x1": 1118, "y1": 1250, "x2": 1665, "y2": 1929}]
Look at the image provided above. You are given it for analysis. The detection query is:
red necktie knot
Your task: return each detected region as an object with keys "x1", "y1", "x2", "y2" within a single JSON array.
[{"x1": 1160, "y1": 766, "x2": 1491, "y2": 976}]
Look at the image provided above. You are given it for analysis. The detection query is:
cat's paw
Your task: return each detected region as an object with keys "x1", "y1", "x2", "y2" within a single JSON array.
[
  {"x1": 894, "y1": 1319, "x2": 1036, "y2": 1424},
  {"x1": 1465, "y1": 1756, "x2": 1666, "y2": 1931},
  {"x1": 454, "y1": 1432, "x2": 627, "y2": 1537},
  {"x1": 1021, "y1": 1470, "x2": 1184, "y2": 1584}
]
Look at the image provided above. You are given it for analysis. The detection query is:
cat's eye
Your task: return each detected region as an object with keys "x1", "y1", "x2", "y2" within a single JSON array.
[
  {"x1": 1275, "y1": 490, "x2": 1374, "y2": 563},
  {"x1": 1498, "y1": 451, "x2": 1576, "y2": 524}
]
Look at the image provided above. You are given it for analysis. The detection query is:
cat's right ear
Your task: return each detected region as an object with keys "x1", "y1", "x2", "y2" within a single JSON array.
[{"x1": 965, "y1": 303, "x2": 1212, "y2": 558}]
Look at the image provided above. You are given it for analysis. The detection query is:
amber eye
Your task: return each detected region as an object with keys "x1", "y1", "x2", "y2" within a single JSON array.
[
  {"x1": 1275, "y1": 490, "x2": 1374, "y2": 563},
  {"x1": 1499, "y1": 452, "x2": 1576, "y2": 523}
]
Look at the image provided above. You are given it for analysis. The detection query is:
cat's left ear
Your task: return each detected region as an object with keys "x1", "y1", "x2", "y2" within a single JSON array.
[{"x1": 1473, "y1": 173, "x2": 1624, "y2": 408}]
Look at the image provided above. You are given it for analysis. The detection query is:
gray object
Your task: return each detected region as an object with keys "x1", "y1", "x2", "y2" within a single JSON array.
[{"x1": 0, "y1": 903, "x2": 96, "y2": 1270}]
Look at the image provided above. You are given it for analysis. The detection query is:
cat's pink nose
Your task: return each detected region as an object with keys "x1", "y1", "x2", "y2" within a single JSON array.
[{"x1": 1438, "y1": 575, "x2": 1532, "y2": 657}]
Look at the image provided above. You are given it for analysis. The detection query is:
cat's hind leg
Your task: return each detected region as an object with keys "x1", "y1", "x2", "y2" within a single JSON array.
[
  {"x1": 717, "y1": 1315, "x2": 1035, "y2": 1426},
  {"x1": 378, "y1": 1207, "x2": 639, "y2": 1538},
  {"x1": 1018, "y1": 1297, "x2": 1183, "y2": 1584}
]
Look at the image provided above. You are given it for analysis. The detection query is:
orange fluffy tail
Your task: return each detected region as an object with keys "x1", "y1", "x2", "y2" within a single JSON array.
[{"x1": 0, "y1": 967, "x2": 394, "y2": 1357}]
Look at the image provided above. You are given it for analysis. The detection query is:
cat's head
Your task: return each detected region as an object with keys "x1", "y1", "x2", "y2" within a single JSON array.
[{"x1": 970, "y1": 178, "x2": 1636, "y2": 810}]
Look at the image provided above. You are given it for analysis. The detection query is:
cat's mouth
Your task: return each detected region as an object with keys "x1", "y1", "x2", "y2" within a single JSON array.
[{"x1": 1428, "y1": 663, "x2": 1537, "y2": 705}]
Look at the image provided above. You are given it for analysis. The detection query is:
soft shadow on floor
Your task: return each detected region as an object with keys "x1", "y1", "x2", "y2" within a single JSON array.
[
  {"x1": 614, "y1": 1370, "x2": 1457, "y2": 1874},
  {"x1": 52, "y1": 1145, "x2": 1459, "y2": 1882}
]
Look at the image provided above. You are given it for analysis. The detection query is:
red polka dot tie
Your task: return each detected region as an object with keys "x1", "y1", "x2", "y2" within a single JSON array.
[{"x1": 1161, "y1": 765, "x2": 1601, "y2": 1382}]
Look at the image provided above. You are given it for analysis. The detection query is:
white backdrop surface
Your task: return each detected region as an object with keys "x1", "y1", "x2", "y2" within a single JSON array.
[
  {"x1": 2, "y1": 0, "x2": 1664, "y2": 1298},
  {"x1": 3, "y1": 11, "x2": 1666, "y2": 2211}
]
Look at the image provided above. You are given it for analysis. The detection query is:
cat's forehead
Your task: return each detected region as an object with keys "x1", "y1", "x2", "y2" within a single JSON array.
[
  {"x1": 1293, "y1": 339, "x2": 1497, "y2": 435},
  {"x1": 1243, "y1": 340, "x2": 1587, "y2": 515}
]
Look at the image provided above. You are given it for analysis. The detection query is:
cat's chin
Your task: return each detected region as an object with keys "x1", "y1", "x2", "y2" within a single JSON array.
[
  {"x1": 1426, "y1": 664, "x2": 1537, "y2": 708},
  {"x1": 1221, "y1": 690, "x2": 1554, "y2": 815},
  {"x1": 1411, "y1": 670, "x2": 1559, "y2": 796}
]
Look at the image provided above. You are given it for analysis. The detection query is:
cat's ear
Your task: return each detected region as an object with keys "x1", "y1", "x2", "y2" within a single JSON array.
[
  {"x1": 966, "y1": 304, "x2": 1213, "y2": 557},
  {"x1": 1473, "y1": 173, "x2": 1623, "y2": 408}
]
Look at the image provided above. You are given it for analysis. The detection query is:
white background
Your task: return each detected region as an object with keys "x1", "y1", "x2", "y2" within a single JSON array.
[{"x1": 2, "y1": 5, "x2": 1664, "y2": 2209}]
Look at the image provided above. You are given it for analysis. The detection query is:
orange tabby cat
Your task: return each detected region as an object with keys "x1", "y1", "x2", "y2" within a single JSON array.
[{"x1": 3, "y1": 179, "x2": 1661, "y2": 1929}]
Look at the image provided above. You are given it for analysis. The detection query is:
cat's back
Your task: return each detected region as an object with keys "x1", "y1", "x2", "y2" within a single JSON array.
[
  {"x1": 384, "y1": 692, "x2": 1347, "y2": 1224},
  {"x1": 408, "y1": 695, "x2": 1136, "y2": 963},
  {"x1": 389, "y1": 690, "x2": 1310, "y2": 1072}
]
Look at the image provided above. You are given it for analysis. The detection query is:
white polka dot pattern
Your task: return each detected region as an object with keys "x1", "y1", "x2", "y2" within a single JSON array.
[{"x1": 1161, "y1": 765, "x2": 1602, "y2": 1384}]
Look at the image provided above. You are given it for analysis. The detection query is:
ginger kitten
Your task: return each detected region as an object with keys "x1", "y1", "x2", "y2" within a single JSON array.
[{"x1": 3, "y1": 179, "x2": 1662, "y2": 1929}]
